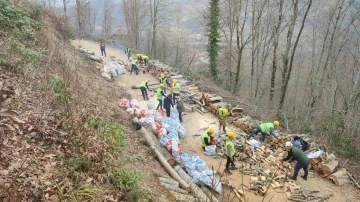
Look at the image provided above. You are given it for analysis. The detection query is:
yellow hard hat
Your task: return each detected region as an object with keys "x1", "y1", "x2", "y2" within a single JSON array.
[
  {"x1": 173, "y1": 79, "x2": 177, "y2": 84},
  {"x1": 222, "y1": 109, "x2": 228, "y2": 115},
  {"x1": 208, "y1": 128, "x2": 215, "y2": 134},
  {"x1": 160, "y1": 83, "x2": 165, "y2": 88},
  {"x1": 227, "y1": 131, "x2": 235, "y2": 138},
  {"x1": 160, "y1": 73, "x2": 165, "y2": 78},
  {"x1": 274, "y1": 121, "x2": 280, "y2": 127}
]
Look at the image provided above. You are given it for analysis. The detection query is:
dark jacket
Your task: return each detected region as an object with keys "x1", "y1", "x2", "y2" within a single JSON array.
[
  {"x1": 176, "y1": 100, "x2": 185, "y2": 112},
  {"x1": 283, "y1": 146, "x2": 309, "y2": 163},
  {"x1": 163, "y1": 97, "x2": 174, "y2": 109}
]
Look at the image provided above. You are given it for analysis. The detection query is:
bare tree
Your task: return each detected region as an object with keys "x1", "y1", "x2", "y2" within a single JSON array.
[
  {"x1": 102, "y1": 0, "x2": 113, "y2": 39},
  {"x1": 122, "y1": 0, "x2": 147, "y2": 49}
]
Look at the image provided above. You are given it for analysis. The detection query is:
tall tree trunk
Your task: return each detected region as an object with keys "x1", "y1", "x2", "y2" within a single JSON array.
[
  {"x1": 278, "y1": 0, "x2": 312, "y2": 111},
  {"x1": 270, "y1": 0, "x2": 284, "y2": 102}
]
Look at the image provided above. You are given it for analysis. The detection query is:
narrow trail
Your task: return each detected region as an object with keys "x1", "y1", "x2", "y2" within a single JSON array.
[{"x1": 71, "y1": 39, "x2": 359, "y2": 202}]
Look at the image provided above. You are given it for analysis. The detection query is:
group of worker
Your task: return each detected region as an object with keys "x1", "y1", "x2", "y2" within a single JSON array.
[
  {"x1": 125, "y1": 47, "x2": 150, "y2": 75},
  {"x1": 201, "y1": 112, "x2": 310, "y2": 178},
  {"x1": 139, "y1": 73, "x2": 184, "y2": 122}
]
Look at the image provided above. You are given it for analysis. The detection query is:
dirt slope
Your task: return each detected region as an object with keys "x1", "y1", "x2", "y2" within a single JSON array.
[{"x1": 72, "y1": 39, "x2": 360, "y2": 202}]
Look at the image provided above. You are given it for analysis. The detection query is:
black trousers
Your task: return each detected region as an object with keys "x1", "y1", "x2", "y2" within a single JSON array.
[
  {"x1": 140, "y1": 87, "x2": 148, "y2": 100},
  {"x1": 130, "y1": 64, "x2": 138, "y2": 75},
  {"x1": 226, "y1": 155, "x2": 235, "y2": 170},
  {"x1": 144, "y1": 59, "x2": 148, "y2": 66},
  {"x1": 165, "y1": 107, "x2": 171, "y2": 117}
]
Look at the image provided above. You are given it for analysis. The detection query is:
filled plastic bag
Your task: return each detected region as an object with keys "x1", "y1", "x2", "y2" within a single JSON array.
[
  {"x1": 178, "y1": 125, "x2": 186, "y2": 139},
  {"x1": 101, "y1": 72, "x2": 111, "y2": 79},
  {"x1": 181, "y1": 153, "x2": 191, "y2": 164},
  {"x1": 185, "y1": 160, "x2": 196, "y2": 172},
  {"x1": 118, "y1": 99, "x2": 130, "y2": 108},
  {"x1": 248, "y1": 139, "x2": 261, "y2": 149},
  {"x1": 130, "y1": 99, "x2": 140, "y2": 108},
  {"x1": 126, "y1": 108, "x2": 134, "y2": 115},
  {"x1": 204, "y1": 145, "x2": 217, "y2": 156},
  {"x1": 307, "y1": 150, "x2": 326, "y2": 159},
  {"x1": 160, "y1": 137, "x2": 170, "y2": 146},
  {"x1": 172, "y1": 141, "x2": 181, "y2": 163},
  {"x1": 170, "y1": 108, "x2": 180, "y2": 122},
  {"x1": 195, "y1": 159, "x2": 207, "y2": 172},
  {"x1": 147, "y1": 101, "x2": 156, "y2": 110}
]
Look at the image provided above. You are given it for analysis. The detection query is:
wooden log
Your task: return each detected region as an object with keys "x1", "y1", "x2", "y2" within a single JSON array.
[
  {"x1": 327, "y1": 168, "x2": 350, "y2": 186},
  {"x1": 158, "y1": 177, "x2": 180, "y2": 187},
  {"x1": 154, "y1": 172, "x2": 171, "y2": 179},
  {"x1": 208, "y1": 96, "x2": 223, "y2": 102},
  {"x1": 171, "y1": 75, "x2": 183, "y2": 79},
  {"x1": 134, "y1": 118, "x2": 190, "y2": 192},
  {"x1": 318, "y1": 154, "x2": 338, "y2": 177},
  {"x1": 174, "y1": 165, "x2": 211, "y2": 202},
  {"x1": 160, "y1": 182, "x2": 188, "y2": 194},
  {"x1": 200, "y1": 186, "x2": 219, "y2": 202}
]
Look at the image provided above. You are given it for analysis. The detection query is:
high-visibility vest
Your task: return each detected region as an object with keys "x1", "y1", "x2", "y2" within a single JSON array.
[
  {"x1": 201, "y1": 132, "x2": 210, "y2": 147},
  {"x1": 125, "y1": 48, "x2": 131, "y2": 54},
  {"x1": 260, "y1": 123, "x2": 275, "y2": 133},
  {"x1": 159, "y1": 78, "x2": 167, "y2": 85},
  {"x1": 140, "y1": 81, "x2": 147, "y2": 88},
  {"x1": 156, "y1": 88, "x2": 163, "y2": 99},
  {"x1": 218, "y1": 108, "x2": 226, "y2": 119},
  {"x1": 132, "y1": 60, "x2": 137, "y2": 65},
  {"x1": 173, "y1": 83, "x2": 180, "y2": 93},
  {"x1": 143, "y1": 55, "x2": 149, "y2": 60},
  {"x1": 225, "y1": 140, "x2": 235, "y2": 156}
]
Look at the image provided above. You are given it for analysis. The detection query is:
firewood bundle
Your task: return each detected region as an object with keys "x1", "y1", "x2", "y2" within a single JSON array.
[
  {"x1": 266, "y1": 136, "x2": 293, "y2": 152},
  {"x1": 309, "y1": 154, "x2": 339, "y2": 178},
  {"x1": 288, "y1": 188, "x2": 333, "y2": 202}
]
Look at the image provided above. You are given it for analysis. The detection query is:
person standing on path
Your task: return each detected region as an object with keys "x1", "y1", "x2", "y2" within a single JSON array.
[
  {"x1": 130, "y1": 60, "x2": 139, "y2": 75},
  {"x1": 217, "y1": 108, "x2": 229, "y2": 133},
  {"x1": 176, "y1": 98, "x2": 185, "y2": 123},
  {"x1": 172, "y1": 79, "x2": 180, "y2": 104},
  {"x1": 100, "y1": 42, "x2": 106, "y2": 57},
  {"x1": 125, "y1": 47, "x2": 131, "y2": 60},
  {"x1": 159, "y1": 73, "x2": 170, "y2": 94},
  {"x1": 247, "y1": 121, "x2": 280, "y2": 143},
  {"x1": 163, "y1": 94, "x2": 174, "y2": 117},
  {"x1": 224, "y1": 131, "x2": 237, "y2": 174},
  {"x1": 139, "y1": 80, "x2": 150, "y2": 100},
  {"x1": 279, "y1": 141, "x2": 309, "y2": 181},
  {"x1": 156, "y1": 84, "x2": 167, "y2": 110}
]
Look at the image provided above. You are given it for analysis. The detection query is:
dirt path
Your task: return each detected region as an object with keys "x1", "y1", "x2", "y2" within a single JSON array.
[{"x1": 71, "y1": 39, "x2": 359, "y2": 202}]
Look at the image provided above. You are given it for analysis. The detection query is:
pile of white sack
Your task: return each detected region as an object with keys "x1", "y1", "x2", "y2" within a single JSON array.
[{"x1": 101, "y1": 60, "x2": 126, "y2": 79}]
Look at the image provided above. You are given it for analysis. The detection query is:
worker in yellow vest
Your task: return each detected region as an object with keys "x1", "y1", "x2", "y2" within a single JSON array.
[
  {"x1": 159, "y1": 73, "x2": 170, "y2": 94},
  {"x1": 156, "y1": 84, "x2": 167, "y2": 110},
  {"x1": 139, "y1": 80, "x2": 150, "y2": 100},
  {"x1": 224, "y1": 131, "x2": 237, "y2": 174},
  {"x1": 248, "y1": 121, "x2": 280, "y2": 143},
  {"x1": 172, "y1": 79, "x2": 180, "y2": 103},
  {"x1": 217, "y1": 108, "x2": 229, "y2": 133},
  {"x1": 201, "y1": 128, "x2": 216, "y2": 151}
]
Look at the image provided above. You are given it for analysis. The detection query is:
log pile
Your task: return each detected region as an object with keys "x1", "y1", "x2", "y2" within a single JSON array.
[
  {"x1": 156, "y1": 176, "x2": 197, "y2": 201},
  {"x1": 309, "y1": 153, "x2": 339, "y2": 178}
]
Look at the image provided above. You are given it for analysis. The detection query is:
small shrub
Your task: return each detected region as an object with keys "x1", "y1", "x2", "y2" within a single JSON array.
[
  {"x1": 88, "y1": 117, "x2": 126, "y2": 151},
  {"x1": 47, "y1": 74, "x2": 75, "y2": 104},
  {"x1": 112, "y1": 169, "x2": 147, "y2": 201}
]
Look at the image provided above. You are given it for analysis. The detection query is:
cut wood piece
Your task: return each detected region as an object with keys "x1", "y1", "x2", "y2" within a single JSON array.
[
  {"x1": 274, "y1": 181, "x2": 283, "y2": 188},
  {"x1": 233, "y1": 190, "x2": 245, "y2": 202},
  {"x1": 237, "y1": 189, "x2": 244, "y2": 196},
  {"x1": 174, "y1": 166, "x2": 212, "y2": 202},
  {"x1": 346, "y1": 171, "x2": 360, "y2": 189},
  {"x1": 327, "y1": 168, "x2": 350, "y2": 186},
  {"x1": 230, "y1": 105, "x2": 243, "y2": 116},
  {"x1": 187, "y1": 87, "x2": 199, "y2": 91}
]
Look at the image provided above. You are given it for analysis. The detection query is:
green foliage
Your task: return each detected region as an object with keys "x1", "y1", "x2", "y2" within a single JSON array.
[
  {"x1": 111, "y1": 169, "x2": 148, "y2": 201},
  {"x1": 0, "y1": 0, "x2": 44, "y2": 70},
  {"x1": 206, "y1": 0, "x2": 220, "y2": 81},
  {"x1": 88, "y1": 117, "x2": 126, "y2": 151},
  {"x1": 68, "y1": 30, "x2": 76, "y2": 39},
  {"x1": 47, "y1": 74, "x2": 75, "y2": 104}
]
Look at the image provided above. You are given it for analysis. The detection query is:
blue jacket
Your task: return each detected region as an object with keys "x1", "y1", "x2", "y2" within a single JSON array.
[{"x1": 163, "y1": 97, "x2": 174, "y2": 109}]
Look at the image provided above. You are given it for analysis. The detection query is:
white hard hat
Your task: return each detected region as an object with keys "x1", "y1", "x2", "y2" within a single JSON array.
[{"x1": 285, "y1": 141, "x2": 293, "y2": 147}]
